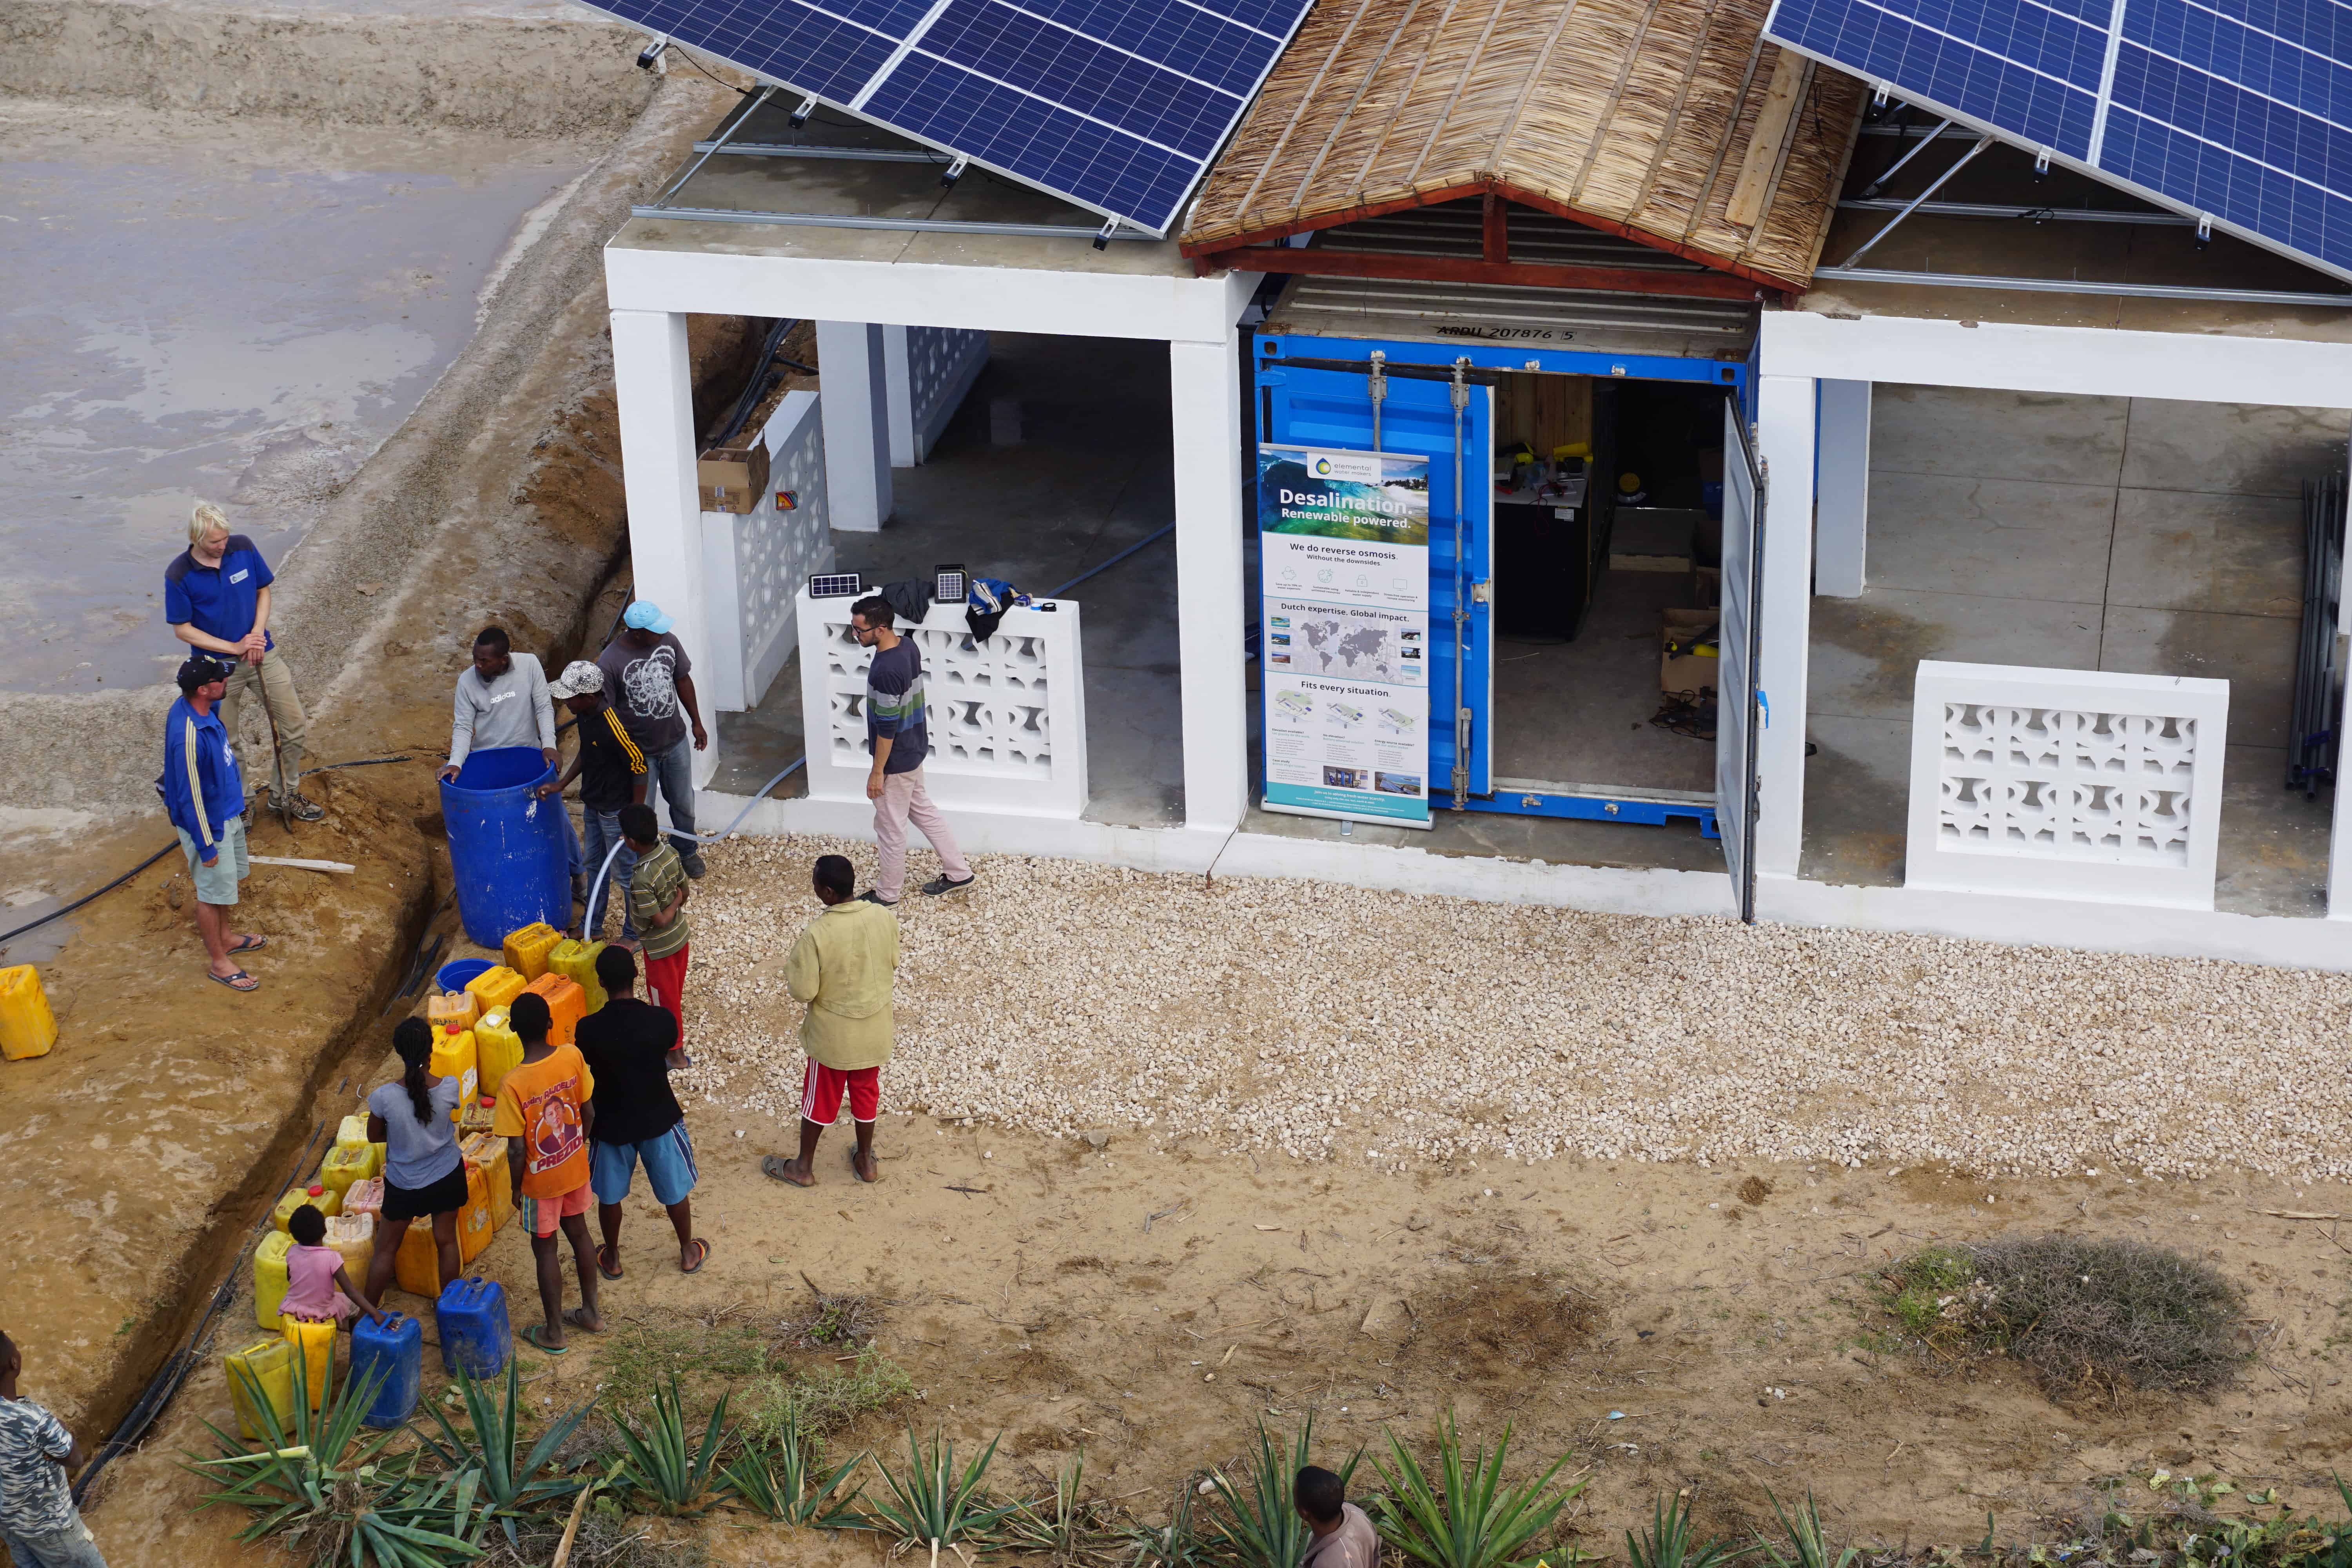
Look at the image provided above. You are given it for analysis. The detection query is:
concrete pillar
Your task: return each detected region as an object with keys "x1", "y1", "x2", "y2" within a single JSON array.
[
  {"x1": 817, "y1": 320, "x2": 893, "y2": 530},
  {"x1": 881, "y1": 324, "x2": 916, "y2": 468},
  {"x1": 1170, "y1": 333, "x2": 1249, "y2": 834},
  {"x1": 1815, "y1": 378, "x2": 1869, "y2": 597},
  {"x1": 1753, "y1": 374, "x2": 1817, "y2": 879},
  {"x1": 610, "y1": 308, "x2": 719, "y2": 791}
]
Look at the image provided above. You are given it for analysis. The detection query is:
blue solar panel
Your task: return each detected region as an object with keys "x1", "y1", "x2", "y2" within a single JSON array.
[
  {"x1": 579, "y1": 0, "x2": 1307, "y2": 235},
  {"x1": 1764, "y1": 0, "x2": 2352, "y2": 279}
]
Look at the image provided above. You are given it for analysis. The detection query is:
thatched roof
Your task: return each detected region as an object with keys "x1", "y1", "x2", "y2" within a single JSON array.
[{"x1": 1181, "y1": 0, "x2": 1868, "y2": 292}]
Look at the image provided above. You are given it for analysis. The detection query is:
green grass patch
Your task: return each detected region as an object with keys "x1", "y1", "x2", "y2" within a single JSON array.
[
  {"x1": 599, "y1": 1309, "x2": 774, "y2": 1408},
  {"x1": 744, "y1": 1344, "x2": 917, "y2": 1445}
]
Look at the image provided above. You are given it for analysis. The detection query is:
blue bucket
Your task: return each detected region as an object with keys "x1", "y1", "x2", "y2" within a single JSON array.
[
  {"x1": 435, "y1": 958, "x2": 494, "y2": 995},
  {"x1": 439, "y1": 746, "x2": 568, "y2": 949}
]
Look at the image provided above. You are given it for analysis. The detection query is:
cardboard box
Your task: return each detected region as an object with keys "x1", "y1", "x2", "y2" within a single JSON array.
[
  {"x1": 697, "y1": 441, "x2": 770, "y2": 515},
  {"x1": 1660, "y1": 607, "x2": 1720, "y2": 697}
]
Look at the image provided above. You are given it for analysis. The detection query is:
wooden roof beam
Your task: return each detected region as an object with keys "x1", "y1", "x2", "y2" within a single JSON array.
[{"x1": 1192, "y1": 242, "x2": 1771, "y2": 300}]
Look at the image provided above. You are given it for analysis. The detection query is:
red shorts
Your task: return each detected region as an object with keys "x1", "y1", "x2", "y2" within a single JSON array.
[
  {"x1": 520, "y1": 1182, "x2": 592, "y2": 1238},
  {"x1": 801, "y1": 1061, "x2": 880, "y2": 1125}
]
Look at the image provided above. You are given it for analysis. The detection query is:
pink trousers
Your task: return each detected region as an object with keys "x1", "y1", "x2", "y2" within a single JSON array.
[{"x1": 873, "y1": 766, "x2": 969, "y2": 902}]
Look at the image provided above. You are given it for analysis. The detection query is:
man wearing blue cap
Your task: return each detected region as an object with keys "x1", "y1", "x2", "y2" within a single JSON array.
[
  {"x1": 162, "y1": 655, "x2": 267, "y2": 991},
  {"x1": 596, "y1": 602, "x2": 709, "y2": 880}
]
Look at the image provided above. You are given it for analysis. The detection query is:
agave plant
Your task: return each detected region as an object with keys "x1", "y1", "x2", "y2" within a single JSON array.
[
  {"x1": 1628, "y1": 1492, "x2": 1745, "y2": 1568},
  {"x1": 190, "y1": 1352, "x2": 485, "y2": 1565},
  {"x1": 1206, "y1": 1417, "x2": 1361, "y2": 1568},
  {"x1": 1123, "y1": 1474, "x2": 1217, "y2": 1568},
  {"x1": 854, "y1": 1424, "x2": 1020, "y2": 1561},
  {"x1": 1751, "y1": 1493, "x2": 1858, "y2": 1568},
  {"x1": 414, "y1": 1360, "x2": 594, "y2": 1544},
  {"x1": 721, "y1": 1399, "x2": 867, "y2": 1526},
  {"x1": 1369, "y1": 1412, "x2": 1581, "y2": 1568},
  {"x1": 1002, "y1": 1450, "x2": 1124, "y2": 1566},
  {"x1": 610, "y1": 1375, "x2": 733, "y2": 1515}
]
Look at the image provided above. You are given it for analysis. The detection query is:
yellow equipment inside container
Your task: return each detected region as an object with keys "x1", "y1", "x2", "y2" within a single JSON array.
[{"x1": 0, "y1": 965, "x2": 58, "y2": 1061}]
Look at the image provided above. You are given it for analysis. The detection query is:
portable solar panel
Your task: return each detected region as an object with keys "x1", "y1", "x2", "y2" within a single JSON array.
[
  {"x1": 1764, "y1": 0, "x2": 2352, "y2": 283},
  {"x1": 809, "y1": 572, "x2": 864, "y2": 598},
  {"x1": 587, "y1": 0, "x2": 1310, "y2": 236}
]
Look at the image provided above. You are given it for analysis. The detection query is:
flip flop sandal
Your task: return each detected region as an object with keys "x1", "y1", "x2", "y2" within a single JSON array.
[
  {"x1": 523, "y1": 1324, "x2": 568, "y2": 1355},
  {"x1": 227, "y1": 935, "x2": 268, "y2": 955},
  {"x1": 562, "y1": 1307, "x2": 603, "y2": 1334},
  {"x1": 207, "y1": 969, "x2": 260, "y2": 992},
  {"x1": 681, "y1": 1238, "x2": 710, "y2": 1274},
  {"x1": 597, "y1": 1244, "x2": 623, "y2": 1282},
  {"x1": 762, "y1": 1154, "x2": 814, "y2": 1187}
]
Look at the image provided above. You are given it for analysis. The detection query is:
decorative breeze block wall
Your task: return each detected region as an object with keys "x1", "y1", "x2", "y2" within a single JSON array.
[
  {"x1": 796, "y1": 587, "x2": 1088, "y2": 819},
  {"x1": 1905, "y1": 661, "x2": 2229, "y2": 910},
  {"x1": 883, "y1": 326, "x2": 989, "y2": 466},
  {"x1": 702, "y1": 391, "x2": 832, "y2": 712}
]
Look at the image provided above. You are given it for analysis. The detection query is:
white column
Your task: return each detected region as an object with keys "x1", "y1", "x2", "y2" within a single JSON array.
[
  {"x1": 1170, "y1": 334, "x2": 1249, "y2": 833},
  {"x1": 610, "y1": 308, "x2": 720, "y2": 790},
  {"x1": 881, "y1": 324, "x2": 917, "y2": 468},
  {"x1": 1815, "y1": 378, "x2": 1870, "y2": 597},
  {"x1": 817, "y1": 320, "x2": 893, "y2": 530},
  {"x1": 1753, "y1": 374, "x2": 1818, "y2": 878}
]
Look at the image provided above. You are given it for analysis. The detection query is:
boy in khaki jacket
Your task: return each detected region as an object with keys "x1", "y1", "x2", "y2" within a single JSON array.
[{"x1": 764, "y1": 854, "x2": 899, "y2": 1187}]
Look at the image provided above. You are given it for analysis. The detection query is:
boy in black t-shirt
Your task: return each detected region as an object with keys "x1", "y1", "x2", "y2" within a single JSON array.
[
  {"x1": 577, "y1": 944, "x2": 705, "y2": 1276},
  {"x1": 539, "y1": 662, "x2": 648, "y2": 942}
]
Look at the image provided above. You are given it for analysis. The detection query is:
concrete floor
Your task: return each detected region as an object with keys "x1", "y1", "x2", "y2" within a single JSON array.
[
  {"x1": 1803, "y1": 383, "x2": 2344, "y2": 916},
  {"x1": 715, "y1": 332, "x2": 1729, "y2": 874}
]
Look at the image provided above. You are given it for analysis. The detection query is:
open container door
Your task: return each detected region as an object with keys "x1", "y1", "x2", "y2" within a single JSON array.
[
  {"x1": 1261, "y1": 359, "x2": 1495, "y2": 805},
  {"x1": 1717, "y1": 397, "x2": 1766, "y2": 922}
]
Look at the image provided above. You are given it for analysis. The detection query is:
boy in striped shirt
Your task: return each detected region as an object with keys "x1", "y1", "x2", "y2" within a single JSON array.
[{"x1": 539, "y1": 662, "x2": 647, "y2": 940}]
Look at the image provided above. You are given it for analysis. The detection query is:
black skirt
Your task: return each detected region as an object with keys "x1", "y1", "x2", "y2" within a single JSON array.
[{"x1": 383, "y1": 1161, "x2": 470, "y2": 1222}]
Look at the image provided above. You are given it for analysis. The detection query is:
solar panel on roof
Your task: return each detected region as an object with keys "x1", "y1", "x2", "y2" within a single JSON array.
[
  {"x1": 582, "y1": 0, "x2": 1309, "y2": 236},
  {"x1": 1763, "y1": 0, "x2": 2352, "y2": 283}
]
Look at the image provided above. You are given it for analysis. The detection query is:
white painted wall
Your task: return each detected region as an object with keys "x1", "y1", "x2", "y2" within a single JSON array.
[
  {"x1": 1170, "y1": 332, "x2": 1249, "y2": 833},
  {"x1": 1815, "y1": 378, "x2": 1869, "y2": 597},
  {"x1": 609, "y1": 307, "x2": 717, "y2": 791},
  {"x1": 1906, "y1": 662, "x2": 2229, "y2": 910},
  {"x1": 796, "y1": 588, "x2": 1089, "y2": 819},
  {"x1": 816, "y1": 319, "x2": 893, "y2": 531},
  {"x1": 700, "y1": 390, "x2": 832, "y2": 712},
  {"x1": 882, "y1": 324, "x2": 989, "y2": 466}
]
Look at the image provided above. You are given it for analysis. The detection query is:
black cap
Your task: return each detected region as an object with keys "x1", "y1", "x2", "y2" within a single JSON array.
[{"x1": 176, "y1": 655, "x2": 230, "y2": 694}]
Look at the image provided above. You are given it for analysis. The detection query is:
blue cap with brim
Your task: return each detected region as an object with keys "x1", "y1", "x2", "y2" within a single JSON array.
[{"x1": 622, "y1": 601, "x2": 673, "y2": 635}]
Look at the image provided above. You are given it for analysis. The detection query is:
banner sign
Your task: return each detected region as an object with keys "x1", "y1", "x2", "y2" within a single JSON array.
[{"x1": 1257, "y1": 444, "x2": 1431, "y2": 826}]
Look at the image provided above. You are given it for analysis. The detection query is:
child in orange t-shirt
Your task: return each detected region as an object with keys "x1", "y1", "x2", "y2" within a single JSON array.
[{"x1": 494, "y1": 992, "x2": 600, "y2": 1354}]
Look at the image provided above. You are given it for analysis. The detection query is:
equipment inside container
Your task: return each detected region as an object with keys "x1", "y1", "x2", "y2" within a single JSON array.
[{"x1": 1487, "y1": 368, "x2": 1729, "y2": 799}]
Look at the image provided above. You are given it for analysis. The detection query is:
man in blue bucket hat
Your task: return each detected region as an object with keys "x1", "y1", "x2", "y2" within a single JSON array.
[{"x1": 595, "y1": 601, "x2": 709, "y2": 880}]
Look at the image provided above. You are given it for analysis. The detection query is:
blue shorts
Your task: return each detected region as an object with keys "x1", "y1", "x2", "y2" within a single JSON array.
[{"x1": 590, "y1": 1123, "x2": 697, "y2": 1207}]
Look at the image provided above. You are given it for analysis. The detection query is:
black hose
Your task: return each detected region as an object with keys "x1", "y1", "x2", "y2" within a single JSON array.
[{"x1": 710, "y1": 318, "x2": 800, "y2": 449}]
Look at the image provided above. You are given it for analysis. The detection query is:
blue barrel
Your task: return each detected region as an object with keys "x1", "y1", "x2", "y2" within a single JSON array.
[
  {"x1": 349, "y1": 1311, "x2": 423, "y2": 1428},
  {"x1": 440, "y1": 747, "x2": 568, "y2": 949},
  {"x1": 435, "y1": 1276, "x2": 512, "y2": 1378}
]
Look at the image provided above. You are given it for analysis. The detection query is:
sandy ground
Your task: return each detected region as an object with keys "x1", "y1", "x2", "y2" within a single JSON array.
[{"x1": 78, "y1": 1085, "x2": 2352, "y2": 1564}]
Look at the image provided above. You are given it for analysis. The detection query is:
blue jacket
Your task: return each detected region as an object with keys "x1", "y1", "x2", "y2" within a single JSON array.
[{"x1": 162, "y1": 696, "x2": 245, "y2": 848}]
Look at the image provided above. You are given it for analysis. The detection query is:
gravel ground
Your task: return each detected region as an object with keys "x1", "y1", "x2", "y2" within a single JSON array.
[{"x1": 671, "y1": 835, "x2": 2352, "y2": 1181}]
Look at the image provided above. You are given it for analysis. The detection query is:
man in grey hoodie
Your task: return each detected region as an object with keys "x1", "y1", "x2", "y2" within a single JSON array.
[{"x1": 441, "y1": 626, "x2": 581, "y2": 898}]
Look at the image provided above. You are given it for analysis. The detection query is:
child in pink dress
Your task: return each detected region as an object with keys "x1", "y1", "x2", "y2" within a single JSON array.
[{"x1": 280, "y1": 1205, "x2": 385, "y2": 1327}]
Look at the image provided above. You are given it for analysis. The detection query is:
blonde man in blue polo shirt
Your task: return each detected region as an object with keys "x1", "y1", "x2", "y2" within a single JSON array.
[{"x1": 165, "y1": 501, "x2": 319, "y2": 822}]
